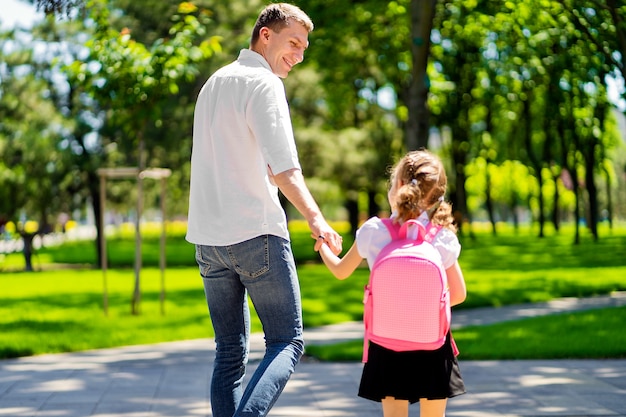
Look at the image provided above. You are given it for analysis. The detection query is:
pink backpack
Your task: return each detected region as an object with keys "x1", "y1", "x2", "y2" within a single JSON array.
[{"x1": 362, "y1": 218, "x2": 450, "y2": 362}]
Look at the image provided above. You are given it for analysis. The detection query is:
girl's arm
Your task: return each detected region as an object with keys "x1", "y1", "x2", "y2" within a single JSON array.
[
  {"x1": 446, "y1": 261, "x2": 467, "y2": 306},
  {"x1": 318, "y1": 242, "x2": 364, "y2": 280}
]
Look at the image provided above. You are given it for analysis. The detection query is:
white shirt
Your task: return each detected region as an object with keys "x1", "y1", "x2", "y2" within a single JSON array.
[
  {"x1": 186, "y1": 49, "x2": 301, "y2": 246},
  {"x1": 356, "y1": 212, "x2": 461, "y2": 270}
]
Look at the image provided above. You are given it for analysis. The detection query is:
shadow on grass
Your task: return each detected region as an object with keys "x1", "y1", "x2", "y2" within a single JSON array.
[
  {"x1": 37, "y1": 238, "x2": 196, "y2": 268},
  {"x1": 0, "y1": 347, "x2": 35, "y2": 358},
  {"x1": 0, "y1": 319, "x2": 91, "y2": 333}
]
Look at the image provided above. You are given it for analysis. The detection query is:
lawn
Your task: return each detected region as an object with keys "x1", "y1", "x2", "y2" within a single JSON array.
[
  {"x1": 305, "y1": 306, "x2": 626, "y2": 361},
  {"x1": 0, "y1": 220, "x2": 625, "y2": 359}
]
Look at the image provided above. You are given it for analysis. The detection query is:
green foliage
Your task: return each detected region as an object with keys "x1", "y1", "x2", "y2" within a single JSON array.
[
  {"x1": 0, "y1": 29, "x2": 71, "y2": 229},
  {"x1": 465, "y1": 158, "x2": 538, "y2": 217},
  {"x1": 3, "y1": 0, "x2": 626, "y2": 276},
  {"x1": 65, "y1": 0, "x2": 221, "y2": 142},
  {"x1": 429, "y1": 0, "x2": 626, "y2": 236}
]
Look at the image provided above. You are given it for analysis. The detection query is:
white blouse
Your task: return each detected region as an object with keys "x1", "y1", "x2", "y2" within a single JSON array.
[{"x1": 356, "y1": 211, "x2": 461, "y2": 270}]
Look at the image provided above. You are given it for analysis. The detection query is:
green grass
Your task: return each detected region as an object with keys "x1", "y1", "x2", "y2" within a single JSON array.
[
  {"x1": 0, "y1": 221, "x2": 625, "y2": 359},
  {"x1": 0, "y1": 268, "x2": 212, "y2": 358},
  {"x1": 305, "y1": 305, "x2": 626, "y2": 361},
  {"x1": 454, "y1": 305, "x2": 626, "y2": 359}
]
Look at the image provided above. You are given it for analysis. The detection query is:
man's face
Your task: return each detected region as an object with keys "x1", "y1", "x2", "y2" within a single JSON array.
[{"x1": 258, "y1": 19, "x2": 309, "y2": 78}]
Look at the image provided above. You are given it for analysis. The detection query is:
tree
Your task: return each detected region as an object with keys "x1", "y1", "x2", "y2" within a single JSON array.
[
  {"x1": 0, "y1": 27, "x2": 71, "y2": 270},
  {"x1": 556, "y1": 0, "x2": 626, "y2": 238},
  {"x1": 23, "y1": 0, "x2": 626, "y2": 238},
  {"x1": 34, "y1": 0, "x2": 84, "y2": 16},
  {"x1": 103, "y1": 0, "x2": 264, "y2": 220},
  {"x1": 430, "y1": 0, "x2": 491, "y2": 235},
  {"x1": 64, "y1": 0, "x2": 220, "y2": 313}
]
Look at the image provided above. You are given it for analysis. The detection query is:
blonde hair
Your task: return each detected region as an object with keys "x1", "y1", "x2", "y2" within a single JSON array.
[
  {"x1": 391, "y1": 150, "x2": 456, "y2": 231},
  {"x1": 251, "y1": 3, "x2": 314, "y2": 46}
]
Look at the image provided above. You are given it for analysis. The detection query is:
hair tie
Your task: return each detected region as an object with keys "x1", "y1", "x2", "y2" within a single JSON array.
[
  {"x1": 411, "y1": 179, "x2": 418, "y2": 185},
  {"x1": 427, "y1": 196, "x2": 444, "y2": 216}
]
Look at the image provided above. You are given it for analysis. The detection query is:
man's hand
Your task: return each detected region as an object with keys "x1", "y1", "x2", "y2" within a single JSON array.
[{"x1": 311, "y1": 223, "x2": 342, "y2": 255}]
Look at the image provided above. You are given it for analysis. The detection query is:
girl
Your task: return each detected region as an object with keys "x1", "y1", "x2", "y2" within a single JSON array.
[{"x1": 316, "y1": 150, "x2": 467, "y2": 417}]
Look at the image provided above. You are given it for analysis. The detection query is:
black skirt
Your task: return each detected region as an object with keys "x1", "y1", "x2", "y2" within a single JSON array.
[{"x1": 358, "y1": 333, "x2": 466, "y2": 404}]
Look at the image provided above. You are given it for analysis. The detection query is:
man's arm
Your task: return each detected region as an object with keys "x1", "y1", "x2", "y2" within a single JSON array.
[{"x1": 272, "y1": 168, "x2": 343, "y2": 255}]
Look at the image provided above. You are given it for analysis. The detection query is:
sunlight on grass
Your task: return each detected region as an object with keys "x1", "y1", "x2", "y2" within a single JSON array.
[
  {"x1": 305, "y1": 306, "x2": 626, "y2": 361},
  {"x1": 455, "y1": 306, "x2": 626, "y2": 359},
  {"x1": 0, "y1": 268, "x2": 217, "y2": 358},
  {"x1": 1, "y1": 222, "x2": 625, "y2": 359}
]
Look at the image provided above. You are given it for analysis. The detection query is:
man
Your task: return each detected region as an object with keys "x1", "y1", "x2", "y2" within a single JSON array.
[{"x1": 186, "y1": 3, "x2": 342, "y2": 417}]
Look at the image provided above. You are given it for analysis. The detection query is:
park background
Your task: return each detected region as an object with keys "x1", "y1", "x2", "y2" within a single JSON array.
[{"x1": 1, "y1": 0, "x2": 625, "y2": 360}]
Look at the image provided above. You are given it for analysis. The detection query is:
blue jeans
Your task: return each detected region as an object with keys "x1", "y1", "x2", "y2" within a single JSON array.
[{"x1": 195, "y1": 235, "x2": 304, "y2": 417}]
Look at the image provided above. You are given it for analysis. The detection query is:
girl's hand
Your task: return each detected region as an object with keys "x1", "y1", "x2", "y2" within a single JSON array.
[
  {"x1": 311, "y1": 229, "x2": 342, "y2": 255},
  {"x1": 316, "y1": 241, "x2": 363, "y2": 280},
  {"x1": 312, "y1": 233, "x2": 326, "y2": 252}
]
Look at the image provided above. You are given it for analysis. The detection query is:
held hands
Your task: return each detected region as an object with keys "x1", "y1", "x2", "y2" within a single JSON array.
[{"x1": 311, "y1": 226, "x2": 342, "y2": 255}]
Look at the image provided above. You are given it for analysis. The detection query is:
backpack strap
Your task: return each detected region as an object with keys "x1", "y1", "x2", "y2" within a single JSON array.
[
  {"x1": 424, "y1": 222, "x2": 442, "y2": 243},
  {"x1": 380, "y1": 218, "x2": 399, "y2": 240},
  {"x1": 381, "y1": 217, "x2": 437, "y2": 242},
  {"x1": 364, "y1": 217, "x2": 400, "y2": 363},
  {"x1": 382, "y1": 217, "x2": 442, "y2": 243},
  {"x1": 399, "y1": 219, "x2": 425, "y2": 240}
]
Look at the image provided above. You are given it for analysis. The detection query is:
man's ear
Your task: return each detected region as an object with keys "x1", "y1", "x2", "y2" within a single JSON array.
[{"x1": 259, "y1": 27, "x2": 271, "y2": 43}]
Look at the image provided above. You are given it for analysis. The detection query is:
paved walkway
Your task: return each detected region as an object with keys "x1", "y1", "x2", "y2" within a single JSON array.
[{"x1": 1, "y1": 292, "x2": 626, "y2": 417}]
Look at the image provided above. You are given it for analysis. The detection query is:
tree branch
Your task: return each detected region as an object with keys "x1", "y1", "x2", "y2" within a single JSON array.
[{"x1": 556, "y1": 0, "x2": 622, "y2": 74}]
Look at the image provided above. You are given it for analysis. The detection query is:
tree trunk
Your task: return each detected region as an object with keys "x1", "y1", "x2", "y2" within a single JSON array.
[
  {"x1": 558, "y1": 97, "x2": 579, "y2": 245},
  {"x1": 132, "y1": 130, "x2": 145, "y2": 315},
  {"x1": 368, "y1": 190, "x2": 379, "y2": 218},
  {"x1": 346, "y1": 198, "x2": 359, "y2": 235},
  {"x1": 522, "y1": 97, "x2": 545, "y2": 238},
  {"x1": 581, "y1": 102, "x2": 607, "y2": 241},
  {"x1": 483, "y1": 107, "x2": 496, "y2": 236},
  {"x1": 88, "y1": 170, "x2": 103, "y2": 268},
  {"x1": 536, "y1": 173, "x2": 545, "y2": 237},
  {"x1": 450, "y1": 125, "x2": 469, "y2": 236},
  {"x1": 551, "y1": 171, "x2": 561, "y2": 232},
  {"x1": 406, "y1": 0, "x2": 436, "y2": 151},
  {"x1": 572, "y1": 173, "x2": 581, "y2": 245},
  {"x1": 510, "y1": 194, "x2": 519, "y2": 231},
  {"x1": 484, "y1": 164, "x2": 496, "y2": 236},
  {"x1": 21, "y1": 232, "x2": 35, "y2": 272},
  {"x1": 602, "y1": 165, "x2": 613, "y2": 229},
  {"x1": 584, "y1": 153, "x2": 599, "y2": 241}
]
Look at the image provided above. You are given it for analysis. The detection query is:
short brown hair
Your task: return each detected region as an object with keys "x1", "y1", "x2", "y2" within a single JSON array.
[{"x1": 251, "y1": 3, "x2": 314, "y2": 46}]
